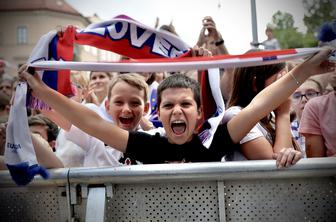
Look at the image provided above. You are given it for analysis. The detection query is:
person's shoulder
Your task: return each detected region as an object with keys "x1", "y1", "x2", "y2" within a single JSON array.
[{"x1": 222, "y1": 106, "x2": 242, "y2": 123}]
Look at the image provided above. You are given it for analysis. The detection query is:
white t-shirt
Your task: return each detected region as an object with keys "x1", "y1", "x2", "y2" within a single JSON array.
[
  {"x1": 222, "y1": 106, "x2": 272, "y2": 161},
  {"x1": 55, "y1": 102, "x2": 115, "y2": 167},
  {"x1": 55, "y1": 129, "x2": 85, "y2": 167},
  {"x1": 63, "y1": 125, "x2": 166, "y2": 167},
  {"x1": 65, "y1": 125, "x2": 123, "y2": 167},
  {"x1": 56, "y1": 96, "x2": 166, "y2": 167}
]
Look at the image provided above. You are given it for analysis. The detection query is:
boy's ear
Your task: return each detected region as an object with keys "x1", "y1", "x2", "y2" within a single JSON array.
[
  {"x1": 143, "y1": 102, "x2": 149, "y2": 115},
  {"x1": 197, "y1": 105, "x2": 203, "y2": 121},
  {"x1": 48, "y1": 140, "x2": 56, "y2": 151},
  {"x1": 105, "y1": 99, "x2": 110, "y2": 111}
]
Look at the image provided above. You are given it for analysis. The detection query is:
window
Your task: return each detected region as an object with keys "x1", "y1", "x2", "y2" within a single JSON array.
[{"x1": 17, "y1": 26, "x2": 27, "y2": 44}]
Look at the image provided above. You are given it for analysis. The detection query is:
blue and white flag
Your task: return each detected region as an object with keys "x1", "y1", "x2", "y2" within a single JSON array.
[{"x1": 4, "y1": 83, "x2": 49, "y2": 185}]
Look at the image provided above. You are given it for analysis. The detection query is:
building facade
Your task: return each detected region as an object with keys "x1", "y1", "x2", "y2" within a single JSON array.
[{"x1": 0, "y1": 0, "x2": 118, "y2": 75}]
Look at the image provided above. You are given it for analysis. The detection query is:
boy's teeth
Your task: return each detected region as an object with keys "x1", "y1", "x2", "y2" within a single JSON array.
[
  {"x1": 171, "y1": 121, "x2": 186, "y2": 135},
  {"x1": 173, "y1": 120, "x2": 184, "y2": 124}
]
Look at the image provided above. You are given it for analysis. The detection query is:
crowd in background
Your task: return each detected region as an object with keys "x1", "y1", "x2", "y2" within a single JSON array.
[{"x1": 0, "y1": 16, "x2": 335, "y2": 171}]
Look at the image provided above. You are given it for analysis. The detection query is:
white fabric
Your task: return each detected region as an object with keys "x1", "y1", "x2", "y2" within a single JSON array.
[
  {"x1": 4, "y1": 31, "x2": 57, "y2": 166},
  {"x1": 55, "y1": 102, "x2": 115, "y2": 167},
  {"x1": 65, "y1": 125, "x2": 122, "y2": 167},
  {"x1": 222, "y1": 106, "x2": 271, "y2": 144},
  {"x1": 30, "y1": 48, "x2": 323, "y2": 73},
  {"x1": 62, "y1": 124, "x2": 166, "y2": 167},
  {"x1": 147, "y1": 81, "x2": 159, "y2": 117},
  {"x1": 198, "y1": 68, "x2": 226, "y2": 148},
  {"x1": 85, "y1": 99, "x2": 113, "y2": 122},
  {"x1": 222, "y1": 106, "x2": 273, "y2": 161},
  {"x1": 4, "y1": 83, "x2": 37, "y2": 165},
  {"x1": 55, "y1": 129, "x2": 85, "y2": 167}
]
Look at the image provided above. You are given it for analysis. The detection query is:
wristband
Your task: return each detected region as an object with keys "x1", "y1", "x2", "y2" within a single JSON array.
[{"x1": 215, "y1": 39, "x2": 224, "y2": 46}]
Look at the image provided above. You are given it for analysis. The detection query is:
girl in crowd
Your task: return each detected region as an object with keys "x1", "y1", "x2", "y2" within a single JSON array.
[
  {"x1": 222, "y1": 62, "x2": 302, "y2": 166},
  {"x1": 290, "y1": 77, "x2": 323, "y2": 154}
]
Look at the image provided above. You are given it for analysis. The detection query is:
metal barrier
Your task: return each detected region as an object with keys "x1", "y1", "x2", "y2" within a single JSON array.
[
  {"x1": 0, "y1": 168, "x2": 70, "y2": 222},
  {"x1": 0, "y1": 158, "x2": 335, "y2": 222}
]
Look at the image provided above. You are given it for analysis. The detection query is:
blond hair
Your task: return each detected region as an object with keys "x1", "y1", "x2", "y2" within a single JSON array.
[
  {"x1": 108, "y1": 73, "x2": 149, "y2": 103},
  {"x1": 70, "y1": 71, "x2": 89, "y2": 89}
]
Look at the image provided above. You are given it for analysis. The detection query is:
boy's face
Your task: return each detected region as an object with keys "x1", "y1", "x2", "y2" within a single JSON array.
[
  {"x1": 106, "y1": 81, "x2": 148, "y2": 131},
  {"x1": 158, "y1": 88, "x2": 202, "y2": 145}
]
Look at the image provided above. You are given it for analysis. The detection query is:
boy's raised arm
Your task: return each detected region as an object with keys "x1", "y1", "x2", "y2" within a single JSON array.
[
  {"x1": 18, "y1": 65, "x2": 129, "y2": 153},
  {"x1": 40, "y1": 109, "x2": 72, "y2": 131},
  {"x1": 228, "y1": 47, "x2": 335, "y2": 143}
]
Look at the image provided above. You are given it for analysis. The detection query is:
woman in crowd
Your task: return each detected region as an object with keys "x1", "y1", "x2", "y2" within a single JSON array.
[{"x1": 222, "y1": 62, "x2": 302, "y2": 166}]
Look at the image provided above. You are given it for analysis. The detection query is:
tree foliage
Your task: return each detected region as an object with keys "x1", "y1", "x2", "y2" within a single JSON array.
[
  {"x1": 270, "y1": 11, "x2": 308, "y2": 48},
  {"x1": 303, "y1": 0, "x2": 336, "y2": 34},
  {"x1": 268, "y1": 0, "x2": 336, "y2": 49}
]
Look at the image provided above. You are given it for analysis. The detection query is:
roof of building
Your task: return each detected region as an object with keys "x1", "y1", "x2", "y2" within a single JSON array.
[{"x1": 0, "y1": 0, "x2": 81, "y2": 16}]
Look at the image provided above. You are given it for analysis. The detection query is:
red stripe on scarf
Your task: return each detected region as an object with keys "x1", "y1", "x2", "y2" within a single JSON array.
[
  {"x1": 75, "y1": 33, "x2": 165, "y2": 59},
  {"x1": 56, "y1": 26, "x2": 75, "y2": 96}
]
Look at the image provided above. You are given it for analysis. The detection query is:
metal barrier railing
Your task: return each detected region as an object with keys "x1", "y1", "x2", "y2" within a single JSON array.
[{"x1": 0, "y1": 157, "x2": 335, "y2": 222}]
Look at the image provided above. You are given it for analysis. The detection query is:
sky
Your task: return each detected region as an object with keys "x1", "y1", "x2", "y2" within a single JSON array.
[{"x1": 65, "y1": 0, "x2": 306, "y2": 54}]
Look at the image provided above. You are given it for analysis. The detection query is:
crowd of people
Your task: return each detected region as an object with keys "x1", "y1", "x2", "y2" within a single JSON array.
[{"x1": 0, "y1": 16, "x2": 335, "y2": 171}]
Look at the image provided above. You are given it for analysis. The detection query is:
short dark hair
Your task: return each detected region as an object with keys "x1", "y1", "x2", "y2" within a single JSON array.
[{"x1": 157, "y1": 74, "x2": 200, "y2": 109}]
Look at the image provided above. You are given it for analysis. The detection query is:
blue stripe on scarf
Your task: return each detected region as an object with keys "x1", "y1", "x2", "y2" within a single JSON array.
[{"x1": 42, "y1": 35, "x2": 58, "y2": 90}]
